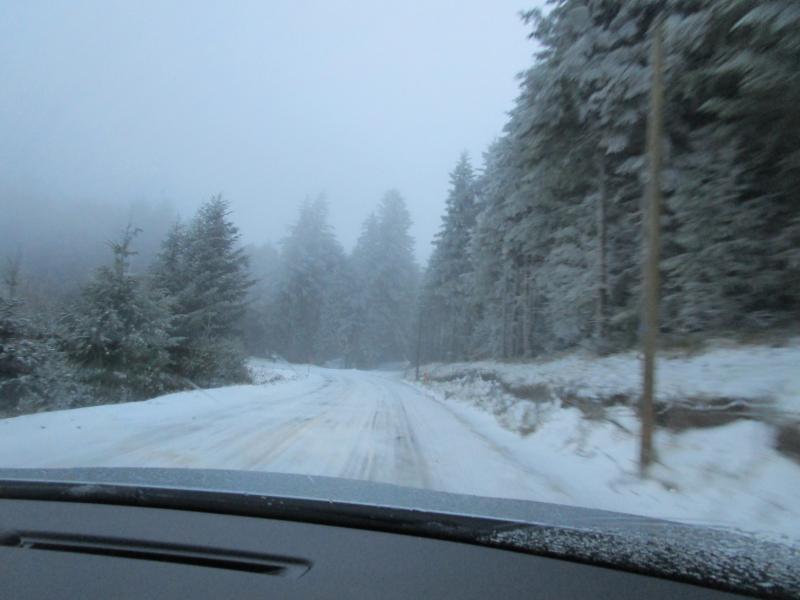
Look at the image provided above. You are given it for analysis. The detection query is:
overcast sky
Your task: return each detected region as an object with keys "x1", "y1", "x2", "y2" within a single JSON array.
[{"x1": 1, "y1": 0, "x2": 541, "y2": 261}]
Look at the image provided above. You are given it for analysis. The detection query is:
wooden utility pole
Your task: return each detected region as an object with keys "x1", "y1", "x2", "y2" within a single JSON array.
[
  {"x1": 640, "y1": 17, "x2": 664, "y2": 476},
  {"x1": 415, "y1": 302, "x2": 424, "y2": 381}
]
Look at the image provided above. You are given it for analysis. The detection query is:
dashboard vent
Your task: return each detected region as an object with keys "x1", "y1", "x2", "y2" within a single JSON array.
[{"x1": 1, "y1": 531, "x2": 311, "y2": 578}]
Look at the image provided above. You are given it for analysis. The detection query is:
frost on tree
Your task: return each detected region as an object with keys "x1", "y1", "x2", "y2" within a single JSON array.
[{"x1": 417, "y1": 0, "x2": 800, "y2": 362}]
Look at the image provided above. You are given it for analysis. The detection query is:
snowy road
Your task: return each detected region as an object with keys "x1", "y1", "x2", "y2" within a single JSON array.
[
  {"x1": 0, "y1": 367, "x2": 572, "y2": 501},
  {"x1": 4, "y1": 364, "x2": 800, "y2": 540}
]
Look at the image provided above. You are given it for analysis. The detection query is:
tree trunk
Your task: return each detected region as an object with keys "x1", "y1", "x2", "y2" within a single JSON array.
[
  {"x1": 513, "y1": 270, "x2": 523, "y2": 357},
  {"x1": 415, "y1": 304, "x2": 424, "y2": 380},
  {"x1": 522, "y1": 260, "x2": 531, "y2": 357},
  {"x1": 596, "y1": 157, "x2": 608, "y2": 344},
  {"x1": 501, "y1": 272, "x2": 510, "y2": 359}
]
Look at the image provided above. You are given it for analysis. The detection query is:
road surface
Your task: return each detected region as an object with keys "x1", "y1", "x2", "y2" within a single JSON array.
[
  {"x1": 4, "y1": 364, "x2": 800, "y2": 541},
  {"x1": 0, "y1": 366, "x2": 571, "y2": 502}
]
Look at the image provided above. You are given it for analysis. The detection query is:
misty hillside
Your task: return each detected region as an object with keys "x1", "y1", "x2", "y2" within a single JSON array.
[{"x1": 2, "y1": 0, "x2": 799, "y2": 419}]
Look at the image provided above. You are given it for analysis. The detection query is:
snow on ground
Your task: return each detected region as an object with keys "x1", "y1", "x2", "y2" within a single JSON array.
[
  {"x1": 414, "y1": 381, "x2": 800, "y2": 542},
  {"x1": 419, "y1": 340, "x2": 800, "y2": 415},
  {"x1": 410, "y1": 341, "x2": 800, "y2": 542},
  {"x1": 0, "y1": 354, "x2": 798, "y2": 543},
  {"x1": 248, "y1": 358, "x2": 303, "y2": 385}
]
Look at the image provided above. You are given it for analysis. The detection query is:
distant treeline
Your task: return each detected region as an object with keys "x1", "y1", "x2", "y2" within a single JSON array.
[
  {"x1": 242, "y1": 191, "x2": 419, "y2": 368},
  {"x1": 1, "y1": 191, "x2": 420, "y2": 415}
]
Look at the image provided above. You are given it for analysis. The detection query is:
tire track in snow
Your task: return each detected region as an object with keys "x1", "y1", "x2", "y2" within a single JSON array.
[
  {"x1": 45, "y1": 375, "x2": 335, "y2": 469},
  {"x1": 336, "y1": 373, "x2": 432, "y2": 488},
  {"x1": 390, "y1": 376, "x2": 574, "y2": 501},
  {"x1": 5, "y1": 367, "x2": 570, "y2": 503}
]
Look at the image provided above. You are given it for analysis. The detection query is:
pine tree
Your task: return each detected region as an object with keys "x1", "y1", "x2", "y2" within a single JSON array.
[
  {"x1": 274, "y1": 197, "x2": 344, "y2": 363},
  {"x1": 151, "y1": 221, "x2": 187, "y2": 296},
  {"x1": 372, "y1": 191, "x2": 419, "y2": 364},
  {"x1": 63, "y1": 226, "x2": 176, "y2": 402},
  {"x1": 316, "y1": 255, "x2": 358, "y2": 366},
  {"x1": 469, "y1": 138, "x2": 517, "y2": 359},
  {"x1": 0, "y1": 293, "x2": 89, "y2": 415},
  {"x1": 242, "y1": 242, "x2": 282, "y2": 357},
  {"x1": 151, "y1": 196, "x2": 253, "y2": 385},
  {"x1": 181, "y1": 196, "x2": 253, "y2": 340},
  {"x1": 352, "y1": 192, "x2": 418, "y2": 367},
  {"x1": 350, "y1": 212, "x2": 382, "y2": 367},
  {"x1": 664, "y1": 0, "x2": 800, "y2": 329},
  {"x1": 422, "y1": 154, "x2": 479, "y2": 360},
  {"x1": 424, "y1": 0, "x2": 799, "y2": 360}
]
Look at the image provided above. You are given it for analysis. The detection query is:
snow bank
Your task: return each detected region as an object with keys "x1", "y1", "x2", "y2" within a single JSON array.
[
  {"x1": 405, "y1": 381, "x2": 800, "y2": 542},
  {"x1": 409, "y1": 342, "x2": 800, "y2": 541},
  {"x1": 418, "y1": 340, "x2": 800, "y2": 423},
  {"x1": 248, "y1": 358, "x2": 302, "y2": 385},
  {"x1": 0, "y1": 351, "x2": 796, "y2": 542}
]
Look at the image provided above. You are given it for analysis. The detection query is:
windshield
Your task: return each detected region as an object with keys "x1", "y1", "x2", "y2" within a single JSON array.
[{"x1": 1, "y1": 0, "x2": 798, "y2": 557}]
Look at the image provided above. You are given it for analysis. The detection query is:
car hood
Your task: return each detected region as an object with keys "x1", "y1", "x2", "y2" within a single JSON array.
[{"x1": 0, "y1": 467, "x2": 797, "y2": 598}]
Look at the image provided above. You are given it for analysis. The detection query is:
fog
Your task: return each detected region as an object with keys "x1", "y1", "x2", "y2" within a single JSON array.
[{"x1": 1, "y1": 0, "x2": 540, "y2": 274}]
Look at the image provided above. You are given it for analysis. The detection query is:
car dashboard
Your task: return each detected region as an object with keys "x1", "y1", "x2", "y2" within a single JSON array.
[{"x1": 1, "y1": 498, "x2": 745, "y2": 599}]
